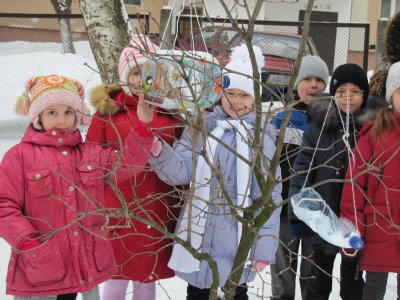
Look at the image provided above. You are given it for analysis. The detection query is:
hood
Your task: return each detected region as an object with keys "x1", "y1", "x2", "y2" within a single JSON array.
[
  {"x1": 90, "y1": 83, "x2": 139, "y2": 116},
  {"x1": 22, "y1": 125, "x2": 82, "y2": 147},
  {"x1": 308, "y1": 98, "x2": 381, "y2": 132}
]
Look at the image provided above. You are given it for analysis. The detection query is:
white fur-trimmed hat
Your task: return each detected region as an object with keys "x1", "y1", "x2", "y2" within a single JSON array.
[{"x1": 223, "y1": 44, "x2": 264, "y2": 99}]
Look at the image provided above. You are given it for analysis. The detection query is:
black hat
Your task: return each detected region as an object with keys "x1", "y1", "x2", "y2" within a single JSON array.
[{"x1": 329, "y1": 63, "x2": 369, "y2": 102}]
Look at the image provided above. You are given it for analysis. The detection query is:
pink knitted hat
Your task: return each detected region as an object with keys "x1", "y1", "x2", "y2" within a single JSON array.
[
  {"x1": 118, "y1": 35, "x2": 160, "y2": 95},
  {"x1": 15, "y1": 74, "x2": 90, "y2": 129}
]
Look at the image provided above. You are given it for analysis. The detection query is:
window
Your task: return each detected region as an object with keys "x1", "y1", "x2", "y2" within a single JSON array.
[
  {"x1": 179, "y1": 6, "x2": 203, "y2": 38},
  {"x1": 380, "y1": 0, "x2": 400, "y2": 18},
  {"x1": 124, "y1": 0, "x2": 141, "y2": 6},
  {"x1": 381, "y1": 0, "x2": 391, "y2": 18}
]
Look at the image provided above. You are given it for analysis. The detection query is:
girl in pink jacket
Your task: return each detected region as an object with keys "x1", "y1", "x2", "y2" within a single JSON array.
[{"x1": 0, "y1": 74, "x2": 154, "y2": 300}]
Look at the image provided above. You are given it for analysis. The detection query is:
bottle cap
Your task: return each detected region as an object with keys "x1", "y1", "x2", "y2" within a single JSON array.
[{"x1": 349, "y1": 236, "x2": 364, "y2": 250}]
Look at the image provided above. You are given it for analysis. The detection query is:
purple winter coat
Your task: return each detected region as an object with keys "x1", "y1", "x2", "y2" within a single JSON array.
[{"x1": 0, "y1": 125, "x2": 153, "y2": 296}]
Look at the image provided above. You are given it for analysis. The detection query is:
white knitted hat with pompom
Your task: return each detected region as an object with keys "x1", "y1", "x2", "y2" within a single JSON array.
[{"x1": 223, "y1": 44, "x2": 264, "y2": 99}]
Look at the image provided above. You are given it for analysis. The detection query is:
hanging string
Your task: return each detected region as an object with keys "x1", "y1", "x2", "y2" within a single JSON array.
[
  {"x1": 302, "y1": 98, "x2": 333, "y2": 188},
  {"x1": 333, "y1": 94, "x2": 361, "y2": 255},
  {"x1": 171, "y1": 0, "x2": 185, "y2": 48}
]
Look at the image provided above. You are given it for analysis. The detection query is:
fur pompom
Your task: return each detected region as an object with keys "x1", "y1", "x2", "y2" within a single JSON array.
[
  {"x1": 230, "y1": 44, "x2": 264, "y2": 70},
  {"x1": 385, "y1": 11, "x2": 400, "y2": 64},
  {"x1": 369, "y1": 69, "x2": 388, "y2": 97}
]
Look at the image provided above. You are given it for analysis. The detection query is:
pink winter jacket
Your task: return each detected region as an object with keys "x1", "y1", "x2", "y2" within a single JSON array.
[{"x1": 0, "y1": 125, "x2": 153, "y2": 296}]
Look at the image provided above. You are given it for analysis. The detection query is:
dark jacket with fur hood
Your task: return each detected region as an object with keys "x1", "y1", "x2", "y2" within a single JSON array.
[
  {"x1": 86, "y1": 83, "x2": 183, "y2": 282},
  {"x1": 288, "y1": 98, "x2": 382, "y2": 254}
]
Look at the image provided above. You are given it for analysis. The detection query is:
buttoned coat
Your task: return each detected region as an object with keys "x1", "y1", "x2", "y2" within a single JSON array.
[
  {"x1": 0, "y1": 125, "x2": 152, "y2": 296},
  {"x1": 341, "y1": 116, "x2": 400, "y2": 273}
]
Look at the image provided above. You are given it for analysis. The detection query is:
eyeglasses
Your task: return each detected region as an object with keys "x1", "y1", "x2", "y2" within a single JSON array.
[{"x1": 335, "y1": 90, "x2": 364, "y2": 99}]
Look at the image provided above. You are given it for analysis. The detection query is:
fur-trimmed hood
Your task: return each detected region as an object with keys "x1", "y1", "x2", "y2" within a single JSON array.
[
  {"x1": 308, "y1": 98, "x2": 386, "y2": 132},
  {"x1": 90, "y1": 83, "x2": 139, "y2": 116}
]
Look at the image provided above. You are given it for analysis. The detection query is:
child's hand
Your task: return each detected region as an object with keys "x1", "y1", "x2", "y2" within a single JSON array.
[
  {"x1": 150, "y1": 137, "x2": 163, "y2": 157},
  {"x1": 137, "y1": 94, "x2": 154, "y2": 124},
  {"x1": 250, "y1": 260, "x2": 268, "y2": 272}
]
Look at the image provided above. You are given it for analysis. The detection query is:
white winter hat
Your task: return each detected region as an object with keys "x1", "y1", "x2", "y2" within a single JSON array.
[
  {"x1": 386, "y1": 61, "x2": 400, "y2": 103},
  {"x1": 223, "y1": 44, "x2": 264, "y2": 99}
]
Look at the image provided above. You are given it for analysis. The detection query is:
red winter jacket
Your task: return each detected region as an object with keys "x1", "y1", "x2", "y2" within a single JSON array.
[
  {"x1": 86, "y1": 84, "x2": 183, "y2": 282},
  {"x1": 341, "y1": 116, "x2": 400, "y2": 273},
  {"x1": 0, "y1": 125, "x2": 153, "y2": 296}
]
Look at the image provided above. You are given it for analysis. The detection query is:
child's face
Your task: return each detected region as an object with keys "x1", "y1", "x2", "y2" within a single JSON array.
[
  {"x1": 297, "y1": 76, "x2": 325, "y2": 104},
  {"x1": 391, "y1": 88, "x2": 400, "y2": 115},
  {"x1": 127, "y1": 66, "x2": 142, "y2": 96},
  {"x1": 221, "y1": 88, "x2": 254, "y2": 118},
  {"x1": 39, "y1": 104, "x2": 76, "y2": 132},
  {"x1": 334, "y1": 83, "x2": 364, "y2": 114}
]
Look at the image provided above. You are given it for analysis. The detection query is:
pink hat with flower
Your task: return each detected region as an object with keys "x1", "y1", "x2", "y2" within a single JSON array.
[
  {"x1": 15, "y1": 74, "x2": 91, "y2": 129},
  {"x1": 118, "y1": 35, "x2": 160, "y2": 95}
]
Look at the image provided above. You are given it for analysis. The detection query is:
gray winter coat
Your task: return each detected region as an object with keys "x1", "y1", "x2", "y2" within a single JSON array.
[{"x1": 148, "y1": 106, "x2": 282, "y2": 289}]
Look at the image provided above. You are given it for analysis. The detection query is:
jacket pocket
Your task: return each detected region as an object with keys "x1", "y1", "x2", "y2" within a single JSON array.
[
  {"x1": 21, "y1": 238, "x2": 66, "y2": 286},
  {"x1": 26, "y1": 168, "x2": 53, "y2": 198},
  {"x1": 75, "y1": 163, "x2": 103, "y2": 199},
  {"x1": 92, "y1": 229, "x2": 115, "y2": 273}
]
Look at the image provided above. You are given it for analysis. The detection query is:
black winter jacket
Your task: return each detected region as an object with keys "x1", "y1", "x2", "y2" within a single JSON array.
[{"x1": 288, "y1": 98, "x2": 374, "y2": 254}]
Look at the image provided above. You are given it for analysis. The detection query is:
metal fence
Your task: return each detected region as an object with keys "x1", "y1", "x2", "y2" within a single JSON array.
[
  {"x1": 0, "y1": 13, "x2": 149, "y2": 140},
  {"x1": 0, "y1": 13, "x2": 370, "y2": 140},
  {"x1": 177, "y1": 16, "x2": 370, "y2": 71}
]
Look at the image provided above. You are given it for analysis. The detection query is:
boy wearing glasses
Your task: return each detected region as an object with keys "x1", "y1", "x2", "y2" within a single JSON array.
[{"x1": 288, "y1": 63, "x2": 370, "y2": 300}]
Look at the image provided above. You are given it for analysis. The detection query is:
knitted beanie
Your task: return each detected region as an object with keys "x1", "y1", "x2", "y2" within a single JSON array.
[
  {"x1": 294, "y1": 55, "x2": 329, "y2": 88},
  {"x1": 386, "y1": 62, "x2": 400, "y2": 103},
  {"x1": 15, "y1": 74, "x2": 90, "y2": 129},
  {"x1": 223, "y1": 44, "x2": 264, "y2": 99},
  {"x1": 329, "y1": 63, "x2": 369, "y2": 102},
  {"x1": 119, "y1": 35, "x2": 160, "y2": 95}
]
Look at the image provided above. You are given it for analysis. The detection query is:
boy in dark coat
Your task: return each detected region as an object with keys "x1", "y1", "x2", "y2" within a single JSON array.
[{"x1": 288, "y1": 64, "x2": 370, "y2": 300}]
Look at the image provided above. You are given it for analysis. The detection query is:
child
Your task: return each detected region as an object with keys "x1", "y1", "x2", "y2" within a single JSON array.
[
  {"x1": 86, "y1": 36, "x2": 183, "y2": 300},
  {"x1": 270, "y1": 55, "x2": 329, "y2": 300},
  {"x1": 341, "y1": 61, "x2": 400, "y2": 300},
  {"x1": 136, "y1": 44, "x2": 282, "y2": 298},
  {"x1": 0, "y1": 74, "x2": 154, "y2": 299},
  {"x1": 288, "y1": 63, "x2": 370, "y2": 299}
]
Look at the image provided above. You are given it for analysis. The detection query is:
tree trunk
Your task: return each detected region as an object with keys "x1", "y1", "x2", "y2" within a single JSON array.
[
  {"x1": 50, "y1": 0, "x2": 76, "y2": 54},
  {"x1": 78, "y1": 0, "x2": 130, "y2": 83}
]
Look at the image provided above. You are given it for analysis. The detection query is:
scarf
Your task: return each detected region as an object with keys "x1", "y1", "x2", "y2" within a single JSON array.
[{"x1": 168, "y1": 119, "x2": 253, "y2": 273}]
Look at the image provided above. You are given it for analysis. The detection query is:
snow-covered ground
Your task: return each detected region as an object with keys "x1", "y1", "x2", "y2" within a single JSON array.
[{"x1": 0, "y1": 41, "x2": 397, "y2": 299}]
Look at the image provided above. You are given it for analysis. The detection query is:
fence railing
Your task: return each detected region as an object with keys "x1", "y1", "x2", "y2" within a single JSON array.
[
  {"x1": 0, "y1": 13, "x2": 149, "y2": 140},
  {"x1": 176, "y1": 16, "x2": 370, "y2": 73}
]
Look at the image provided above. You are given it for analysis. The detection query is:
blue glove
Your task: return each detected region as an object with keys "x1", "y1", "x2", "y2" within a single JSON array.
[{"x1": 290, "y1": 221, "x2": 312, "y2": 239}]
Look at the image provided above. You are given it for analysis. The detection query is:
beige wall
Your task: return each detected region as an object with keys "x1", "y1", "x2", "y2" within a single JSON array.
[
  {"x1": 0, "y1": 0, "x2": 167, "y2": 34},
  {"x1": 368, "y1": 0, "x2": 381, "y2": 47}
]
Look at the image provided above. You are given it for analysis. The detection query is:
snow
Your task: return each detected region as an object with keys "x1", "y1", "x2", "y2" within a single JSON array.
[{"x1": 0, "y1": 41, "x2": 397, "y2": 299}]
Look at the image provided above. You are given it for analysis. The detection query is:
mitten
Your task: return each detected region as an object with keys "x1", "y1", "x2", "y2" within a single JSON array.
[
  {"x1": 250, "y1": 260, "x2": 268, "y2": 272},
  {"x1": 290, "y1": 221, "x2": 312, "y2": 239}
]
